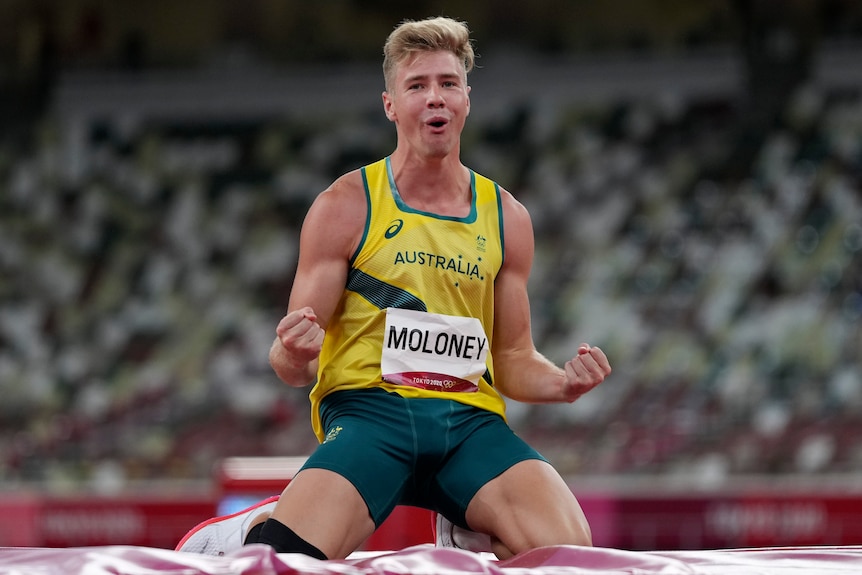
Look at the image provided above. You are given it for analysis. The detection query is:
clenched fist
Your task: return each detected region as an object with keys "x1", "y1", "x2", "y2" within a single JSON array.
[{"x1": 561, "y1": 344, "x2": 611, "y2": 403}]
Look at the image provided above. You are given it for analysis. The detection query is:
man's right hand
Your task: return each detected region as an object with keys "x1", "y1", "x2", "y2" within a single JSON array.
[
  {"x1": 276, "y1": 307, "x2": 325, "y2": 367},
  {"x1": 270, "y1": 306, "x2": 325, "y2": 386}
]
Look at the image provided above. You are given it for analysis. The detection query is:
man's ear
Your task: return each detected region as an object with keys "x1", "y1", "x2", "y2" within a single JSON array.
[{"x1": 382, "y1": 91, "x2": 396, "y2": 122}]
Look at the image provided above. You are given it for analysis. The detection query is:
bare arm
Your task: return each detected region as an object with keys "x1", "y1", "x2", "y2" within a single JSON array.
[
  {"x1": 492, "y1": 190, "x2": 611, "y2": 403},
  {"x1": 269, "y1": 172, "x2": 367, "y2": 387}
]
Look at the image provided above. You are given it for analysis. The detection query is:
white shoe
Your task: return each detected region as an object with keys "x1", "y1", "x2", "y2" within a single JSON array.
[
  {"x1": 434, "y1": 513, "x2": 493, "y2": 553},
  {"x1": 175, "y1": 495, "x2": 279, "y2": 555}
]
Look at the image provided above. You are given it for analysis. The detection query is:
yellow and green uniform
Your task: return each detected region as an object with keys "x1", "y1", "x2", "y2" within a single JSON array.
[
  {"x1": 299, "y1": 157, "x2": 546, "y2": 529},
  {"x1": 309, "y1": 156, "x2": 508, "y2": 440}
]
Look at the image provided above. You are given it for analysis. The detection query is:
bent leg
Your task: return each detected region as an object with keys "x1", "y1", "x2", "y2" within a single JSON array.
[
  {"x1": 267, "y1": 467, "x2": 376, "y2": 559},
  {"x1": 465, "y1": 459, "x2": 591, "y2": 558}
]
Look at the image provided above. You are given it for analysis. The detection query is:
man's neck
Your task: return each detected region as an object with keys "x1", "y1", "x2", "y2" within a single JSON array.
[{"x1": 388, "y1": 151, "x2": 470, "y2": 210}]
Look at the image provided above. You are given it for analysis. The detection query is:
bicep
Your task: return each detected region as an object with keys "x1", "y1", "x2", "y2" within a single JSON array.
[
  {"x1": 492, "y1": 193, "x2": 567, "y2": 402},
  {"x1": 492, "y1": 194, "x2": 537, "y2": 363},
  {"x1": 287, "y1": 181, "x2": 365, "y2": 328}
]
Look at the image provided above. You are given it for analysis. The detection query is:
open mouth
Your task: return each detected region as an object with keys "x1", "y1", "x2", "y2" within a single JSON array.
[{"x1": 427, "y1": 117, "x2": 448, "y2": 129}]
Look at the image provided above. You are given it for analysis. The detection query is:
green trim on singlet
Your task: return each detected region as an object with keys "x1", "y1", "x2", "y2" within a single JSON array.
[
  {"x1": 351, "y1": 167, "x2": 375, "y2": 266},
  {"x1": 385, "y1": 156, "x2": 478, "y2": 223}
]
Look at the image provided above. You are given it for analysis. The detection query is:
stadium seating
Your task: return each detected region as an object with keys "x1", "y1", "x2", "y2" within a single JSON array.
[{"x1": 0, "y1": 54, "x2": 859, "y2": 491}]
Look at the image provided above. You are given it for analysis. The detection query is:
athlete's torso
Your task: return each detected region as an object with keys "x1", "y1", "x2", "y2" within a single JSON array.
[{"x1": 309, "y1": 156, "x2": 508, "y2": 440}]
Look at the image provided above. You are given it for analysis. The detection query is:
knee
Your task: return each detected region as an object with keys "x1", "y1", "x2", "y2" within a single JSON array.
[
  {"x1": 567, "y1": 515, "x2": 592, "y2": 547},
  {"x1": 534, "y1": 508, "x2": 593, "y2": 550},
  {"x1": 497, "y1": 511, "x2": 593, "y2": 556}
]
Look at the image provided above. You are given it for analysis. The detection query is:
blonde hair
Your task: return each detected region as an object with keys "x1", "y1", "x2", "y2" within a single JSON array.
[{"x1": 383, "y1": 16, "x2": 475, "y2": 90}]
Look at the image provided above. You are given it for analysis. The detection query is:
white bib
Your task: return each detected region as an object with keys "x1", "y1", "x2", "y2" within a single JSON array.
[{"x1": 381, "y1": 308, "x2": 488, "y2": 392}]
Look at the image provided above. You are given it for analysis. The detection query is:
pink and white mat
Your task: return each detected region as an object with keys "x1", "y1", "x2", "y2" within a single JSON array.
[{"x1": 2, "y1": 543, "x2": 862, "y2": 574}]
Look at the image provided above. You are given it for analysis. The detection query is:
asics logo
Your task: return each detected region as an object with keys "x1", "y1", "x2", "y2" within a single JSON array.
[{"x1": 385, "y1": 219, "x2": 404, "y2": 239}]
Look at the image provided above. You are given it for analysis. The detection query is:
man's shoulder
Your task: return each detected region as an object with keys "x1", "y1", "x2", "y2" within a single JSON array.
[
  {"x1": 469, "y1": 168, "x2": 510, "y2": 198},
  {"x1": 305, "y1": 169, "x2": 368, "y2": 232},
  {"x1": 330, "y1": 169, "x2": 365, "y2": 192},
  {"x1": 332, "y1": 156, "x2": 388, "y2": 189}
]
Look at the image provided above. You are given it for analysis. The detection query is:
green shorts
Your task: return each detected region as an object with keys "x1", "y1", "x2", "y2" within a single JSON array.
[{"x1": 299, "y1": 387, "x2": 546, "y2": 529}]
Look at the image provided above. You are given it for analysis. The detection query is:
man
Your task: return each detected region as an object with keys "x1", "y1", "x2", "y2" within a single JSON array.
[{"x1": 178, "y1": 16, "x2": 611, "y2": 560}]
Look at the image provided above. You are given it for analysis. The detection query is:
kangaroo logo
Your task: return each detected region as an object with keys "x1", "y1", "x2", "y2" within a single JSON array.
[{"x1": 324, "y1": 425, "x2": 343, "y2": 443}]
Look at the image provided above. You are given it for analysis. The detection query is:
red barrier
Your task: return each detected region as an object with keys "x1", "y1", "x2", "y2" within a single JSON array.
[
  {"x1": 592, "y1": 492, "x2": 862, "y2": 550},
  {"x1": 0, "y1": 493, "x2": 40, "y2": 546},
  {"x1": 3, "y1": 464, "x2": 861, "y2": 550},
  {"x1": 0, "y1": 493, "x2": 215, "y2": 548}
]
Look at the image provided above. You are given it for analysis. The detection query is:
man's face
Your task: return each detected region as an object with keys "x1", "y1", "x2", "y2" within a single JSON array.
[{"x1": 382, "y1": 50, "x2": 471, "y2": 159}]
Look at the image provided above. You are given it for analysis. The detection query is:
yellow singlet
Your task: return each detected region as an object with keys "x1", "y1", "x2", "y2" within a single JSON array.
[{"x1": 309, "y1": 157, "x2": 508, "y2": 441}]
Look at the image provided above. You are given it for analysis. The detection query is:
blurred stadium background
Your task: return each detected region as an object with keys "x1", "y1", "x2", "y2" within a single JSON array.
[{"x1": 1, "y1": 0, "x2": 861, "y2": 550}]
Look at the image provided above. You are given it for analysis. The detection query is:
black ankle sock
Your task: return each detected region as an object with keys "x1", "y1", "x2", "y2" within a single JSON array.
[
  {"x1": 244, "y1": 522, "x2": 264, "y2": 545},
  {"x1": 257, "y1": 518, "x2": 327, "y2": 560}
]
